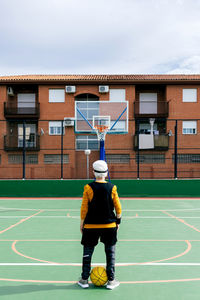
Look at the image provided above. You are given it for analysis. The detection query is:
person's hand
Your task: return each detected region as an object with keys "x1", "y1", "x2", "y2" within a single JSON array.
[
  {"x1": 80, "y1": 220, "x2": 84, "y2": 234},
  {"x1": 116, "y1": 224, "x2": 120, "y2": 231},
  {"x1": 80, "y1": 224, "x2": 83, "y2": 233}
]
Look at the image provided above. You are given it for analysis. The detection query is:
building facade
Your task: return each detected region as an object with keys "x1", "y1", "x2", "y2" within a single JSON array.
[{"x1": 0, "y1": 74, "x2": 200, "y2": 179}]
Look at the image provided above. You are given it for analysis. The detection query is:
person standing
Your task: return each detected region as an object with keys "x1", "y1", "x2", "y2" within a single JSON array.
[{"x1": 78, "y1": 160, "x2": 122, "y2": 290}]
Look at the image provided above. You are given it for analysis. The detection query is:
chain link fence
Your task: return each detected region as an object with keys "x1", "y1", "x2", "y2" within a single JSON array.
[{"x1": 0, "y1": 119, "x2": 200, "y2": 179}]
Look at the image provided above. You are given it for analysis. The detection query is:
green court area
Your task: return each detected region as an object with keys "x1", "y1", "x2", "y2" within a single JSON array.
[{"x1": 1, "y1": 198, "x2": 200, "y2": 299}]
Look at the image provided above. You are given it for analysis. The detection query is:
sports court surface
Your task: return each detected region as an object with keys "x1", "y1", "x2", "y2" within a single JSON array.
[{"x1": 1, "y1": 197, "x2": 200, "y2": 299}]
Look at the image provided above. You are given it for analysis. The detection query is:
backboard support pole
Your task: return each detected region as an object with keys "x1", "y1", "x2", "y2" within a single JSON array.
[
  {"x1": 100, "y1": 140, "x2": 105, "y2": 160},
  {"x1": 99, "y1": 140, "x2": 111, "y2": 182}
]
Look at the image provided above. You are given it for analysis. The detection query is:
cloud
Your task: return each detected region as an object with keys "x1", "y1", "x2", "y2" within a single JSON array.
[
  {"x1": 1, "y1": 0, "x2": 200, "y2": 75},
  {"x1": 167, "y1": 56, "x2": 200, "y2": 74}
]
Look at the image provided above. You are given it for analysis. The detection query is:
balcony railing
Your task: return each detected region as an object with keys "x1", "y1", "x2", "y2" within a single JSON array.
[
  {"x1": 4, "y1": 134, "x2": 40, "y2": 151},
  {"x1": 134, "y1": 134, "x2": 169, "y2": 150},
  {"x1": 4, "y1": 102, "x2": 40, "y2": 119},
  {"x1": 134, "y1": 101, "x2": 169, "y2": 117}
]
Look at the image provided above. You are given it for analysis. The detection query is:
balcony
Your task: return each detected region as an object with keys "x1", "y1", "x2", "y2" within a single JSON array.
[
  {"x1": 134, "y1": 134, "x2": 169, "y2": 151},
  {"x1": 4, "y1": 102, "x2": 40, "y2": 119},
  {"x1": 4, "y1": 134, "x2": 40, "y2": 151},
  {"x1": 134, "y1": 101, "x2": 169, "y2": 118}
]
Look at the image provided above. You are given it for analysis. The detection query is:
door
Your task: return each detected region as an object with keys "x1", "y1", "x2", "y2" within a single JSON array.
[
  {"x1": 139, "y1": 93, "x2": 157, "y2": 114},
  {"x1": 17, "y1": 93, "x2": 36, "y2": 113},
  {"x1": 18, "y1": 124, "x2": 36, "y2": 148}
]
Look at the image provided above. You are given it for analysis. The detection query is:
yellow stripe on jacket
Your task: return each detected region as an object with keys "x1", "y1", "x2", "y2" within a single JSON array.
[{"x1": 81, "y1": 182, "x2": 122, "y2": 229}]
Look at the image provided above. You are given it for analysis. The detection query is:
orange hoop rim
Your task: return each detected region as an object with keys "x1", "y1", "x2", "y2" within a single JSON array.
[{"x1": 94, "y1": 125, "x2": 109, "y2": 133}]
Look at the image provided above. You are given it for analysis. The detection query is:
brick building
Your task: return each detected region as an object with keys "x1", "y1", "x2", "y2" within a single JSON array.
[{"x1": 0, "y1": 74, "x2": 200, "y2": 179}]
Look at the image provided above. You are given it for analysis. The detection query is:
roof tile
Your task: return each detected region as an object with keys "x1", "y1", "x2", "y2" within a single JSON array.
[{"x1": 1, "y1": 74, "x2": 200, "y2": 82}]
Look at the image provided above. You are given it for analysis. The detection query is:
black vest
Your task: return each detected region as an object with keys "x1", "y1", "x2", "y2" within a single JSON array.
[{"x1": 84, "y1": 181, "x2": 117, "y2": 224}]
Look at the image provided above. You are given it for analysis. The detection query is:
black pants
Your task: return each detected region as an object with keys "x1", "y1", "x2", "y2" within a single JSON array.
[{"x1": 81, "y1": 244, "x2": 116, "y2": 281}]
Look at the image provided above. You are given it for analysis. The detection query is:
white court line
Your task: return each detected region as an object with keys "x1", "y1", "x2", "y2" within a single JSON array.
[
  {"x1": 123, "y1": 208, "x2": 200, "y2": 211},
  {"x1": 0, "y1": 198, "x2": 82, "y2": 201},
  {"x1": 123, "y1": 216, "x2": 200, "y2": 219},
  {"x1": 2, "y1": 216, "x2": 200, "y2": 219},
  {"x1": 121, "y1": 198, "x2": 200, "y2": 201},
  {"x1": 0, "y1": 216, "x2": 79, "y2": 218},
  {"x1": 1, "y1": 263, "x2": 200, "y2": 266},
  {"x1": 1, "y1": 239, "x2": 200, "y2": 242},
  {"x1": 0, "y1": 207, "x2": 79, "y2": 211},
  {"x1": 2, "y1": 207, "x2": 200, "y2": 212},
  {"x1": 1, "y1": 197, "x2": 200, "y2": 200}
]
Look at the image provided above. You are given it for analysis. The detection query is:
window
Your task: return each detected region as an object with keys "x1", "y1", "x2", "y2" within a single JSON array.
[
  {"x1": 139, "y1": 123, "x2": 158, "y2": 134},
  {"x1": 49, "y1": 89, "x2": 65, "y2": 103},
  {"x1": 75, "y1": 93, "x2": 99, "y2": 101},
  {"x1": 182, "y1": 121, "x2": 197, "y2": 134},
  {"x1": 76, "y1": 102, "x2": 99, "y2": 121},
  {"x1": 76, "y1": 135, "x2": 99, "y2": 150},
  {"x1": 106, "y1": 154, "x2": 130, "y2": 164},
  {"x1": 109, "y1": 89, "x2": 126, "y2": 102},
  {"x1": 172, "y1": 154, "x2": 200, "y2": 163},
  {"x1": 49, "y1": 121, "x2": 64, "y2": 135},
  {"x1": 182, "y1": 89, "x2": 197, "y2": 102},
  {"x1": 110, "y1": 120, "x2": 126, "y2": 131},
  {"x1": 136, "y1": 154, "x2": 165, "y2": 164},
  {"x1": 8, "y1": 154, "x2": 38, "y2": 164},
  {"x1": 44, "y1": 154, "x2": 69, "y2": 164}
]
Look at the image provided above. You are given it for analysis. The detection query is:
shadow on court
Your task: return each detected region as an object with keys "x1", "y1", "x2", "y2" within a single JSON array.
[{"x1": 0, "y1": 284, "x2": 79, "y2": 296}]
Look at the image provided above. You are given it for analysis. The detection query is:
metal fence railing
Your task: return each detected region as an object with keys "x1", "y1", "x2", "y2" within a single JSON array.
[{"x1": 0, "y1": 119, "x2": 200, "y2": 179}]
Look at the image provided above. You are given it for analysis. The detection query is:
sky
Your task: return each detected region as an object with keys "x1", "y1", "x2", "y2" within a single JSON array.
[{"x1": 1, "y1": 0, "x2": 200, "y2": 75}]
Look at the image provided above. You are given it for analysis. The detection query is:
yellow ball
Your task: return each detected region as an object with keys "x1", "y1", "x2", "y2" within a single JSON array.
[{"x1": 90, "y1": 266, "x2": 108, "y2": 286}]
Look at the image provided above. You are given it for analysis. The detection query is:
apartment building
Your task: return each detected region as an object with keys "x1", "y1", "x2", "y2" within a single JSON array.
[{"x1": 0, "y1": 74, "x2": 200, "y2": 179}]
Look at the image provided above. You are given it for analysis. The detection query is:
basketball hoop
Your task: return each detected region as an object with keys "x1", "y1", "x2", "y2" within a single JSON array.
[
  {"x1": 93, "y1": 116, "x2": 110, "y2": 141},
  {"x1": 75, "y1": 102, "x2": 128, "y2": 178},
  {"x1": 94, "y1": 125, "x2": 109, "y2": 141}
]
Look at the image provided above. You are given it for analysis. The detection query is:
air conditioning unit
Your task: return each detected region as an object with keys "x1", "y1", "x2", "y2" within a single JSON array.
[
  {"x1": 64, "y1": 117, "x2": 75, "y2": 127},
  {"x1": 65, "y1": 86, "x2": 76, "y2": 93},
  {"x1": 99, "y1": 85, "x2": 109, "y2": 93},
  {"x1": 7, "y1": 87, "x2": 14, "y2": 96}
]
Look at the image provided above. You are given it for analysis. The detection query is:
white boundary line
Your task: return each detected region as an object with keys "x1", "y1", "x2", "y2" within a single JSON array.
[
  {"x1": 0, "y1": 239, "x2": 189, "y2": 241},
  {"x1": 0, "y1": 262, "x2": 200, "y2": 266},
  {"x1": 2, "y1": 207, "x2": 200, "y2": 212},
  {"x1": 0, "y1": 207, "x2": 79, "y2": 211},
  {"x1": 1, "y1": 197, "x2": 200, "y2": 200},
  {"x1": 123, "y1": 208, "x2": 200, "y2": 211},
  {"x1": 1, "y1": 239, "x2": 200, "y2": 242},
  {"x1": 0, "y1": 198, "x2": 82, "y2": 201},
  {"x1": 2, "y1": 216, "x2": 200, "y2": 219}
]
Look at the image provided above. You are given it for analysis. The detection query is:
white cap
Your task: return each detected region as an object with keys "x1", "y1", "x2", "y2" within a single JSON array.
[{"x1": 93, "y1": 160, "x2": 108, "y2": 174}]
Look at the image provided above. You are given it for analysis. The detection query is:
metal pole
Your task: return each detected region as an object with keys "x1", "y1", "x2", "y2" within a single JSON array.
[
  {"x1": 87, "y1": 155, "x2": 89, "y2": 179},
  {"x1": 84, "y1": 149, "x2": 91, "y2": 179},
  {"x1": 61, "y1": 120, "x2": 64, "y2": 180},
  {"x1": 136, "y1": 120, "x2": 140, "y2": 179},
  {"x1": 100, "y1": 140, "x2": 105, "y2": 160},
  {"x1": 22, "y1": 120, "x2": 26, "y2": 180},
  {"x1": 174, "y1": 120, "x2": 178, "y2": 179}
]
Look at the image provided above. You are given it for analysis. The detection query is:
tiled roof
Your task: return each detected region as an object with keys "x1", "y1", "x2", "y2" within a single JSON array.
[{"x1": 1, "y1": 74, "x2": 200, "y2": 82}]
